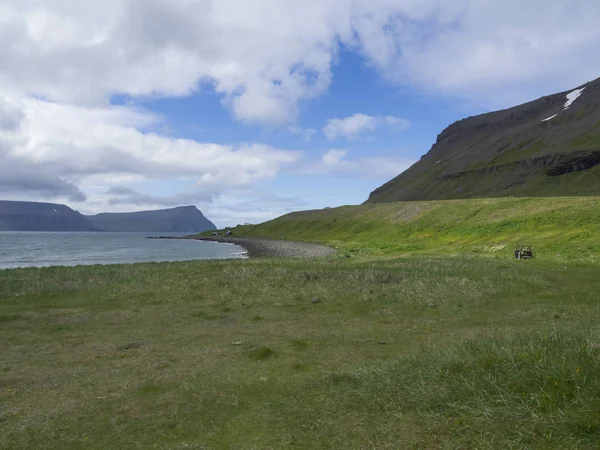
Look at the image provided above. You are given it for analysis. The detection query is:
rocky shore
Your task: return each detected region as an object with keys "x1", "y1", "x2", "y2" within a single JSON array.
[{"x1": 150, "y1": 236, "x2": 336, "y2": 258}]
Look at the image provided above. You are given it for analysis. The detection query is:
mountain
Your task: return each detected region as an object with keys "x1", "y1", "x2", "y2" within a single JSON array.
[
  {"x1": 367, "y1": 77, "x2": 600, "y2": 203},
  {"x1": 0, "y1": 202, "x2": 216, "y2": 232},
  {"x1": 0, "y1": 201, "x2": 97, "y2": 231},
  {"x1": 86, "y1": 206, "x2": 216, "y2": 232}
]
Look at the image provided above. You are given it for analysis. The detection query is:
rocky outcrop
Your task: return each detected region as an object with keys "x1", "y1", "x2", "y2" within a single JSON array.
[{"x1": 439, "y1": 150, "x2": 600, "y2": 180}]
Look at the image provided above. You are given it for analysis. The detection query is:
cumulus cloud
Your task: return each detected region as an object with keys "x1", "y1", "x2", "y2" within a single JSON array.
[
  {"x1": 324, "y1": 115, "x2": 378, "y2": 140},
  {"x1": 0, "y1": 92, "x2": 299, "y2": 206},
  {"x1": 322, "y1": 149, "x2": 347, "y2": 165},
  {"x1": 0, "y1": 95, "x2": 25, "y2": 131},
  {"x1": 3, "y1": 1, "x2": 599, "y2": 125},
  {"x1": 323, "y1": 114, "x2": 409, "y2": 140},
  {"x1": 0, "y1": 153, "x2": 86, "y2": 202},
  {"x1": 2, "y1": 1, "x2": 600, "y2": 224},
  {"x1": 1, "y1": 0, "x2": 340, "y2": 124},
  {"x1": 0, "y1": 99, "x2": 86, "y2": 202}
]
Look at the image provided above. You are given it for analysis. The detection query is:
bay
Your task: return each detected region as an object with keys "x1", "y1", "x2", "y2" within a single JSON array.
[{"x1": 0, "y1": 232, "x2": 247, "y2": 269}]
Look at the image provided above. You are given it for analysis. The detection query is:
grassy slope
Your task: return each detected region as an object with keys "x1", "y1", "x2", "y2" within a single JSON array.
[
  {"x1": 402, "y1": 163, "x2": 600, "y2": 202},
  {"x1": 366, "y1": 119, "x2": 600, "y2": 203},
  {"x1": 1, "y1": 258, "x2": 600, "y2": 448},
  {"x1": 4, "y1": 197, "x2": 600, "y2": 448},
  {"x1": 230, "y1": 197, "x2": 600, "y2": 262}
]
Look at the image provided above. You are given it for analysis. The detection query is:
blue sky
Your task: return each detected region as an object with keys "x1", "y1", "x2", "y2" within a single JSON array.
[
  {"x1": 1, "y1": 1, "x2": 599, "y2": 227},
  {"x1": 142, "y1": 49, "x2": 469, "y2": 164},
  {"x1": 125, "y1": 49, "x2": 481, "y2": 223}
]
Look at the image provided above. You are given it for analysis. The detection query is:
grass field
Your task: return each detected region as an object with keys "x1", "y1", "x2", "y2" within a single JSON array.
[
  {"x1": 2, "y1": 255, "x2": 600, "y2": 448},
  {"x1": 229, "y1": 197, "x2": 600, "y2": 262}
]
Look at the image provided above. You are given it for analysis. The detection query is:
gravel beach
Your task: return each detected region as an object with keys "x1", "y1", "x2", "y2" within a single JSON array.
[{"x1": 153, "y1": 236, "x2": 336, "y2": 258}]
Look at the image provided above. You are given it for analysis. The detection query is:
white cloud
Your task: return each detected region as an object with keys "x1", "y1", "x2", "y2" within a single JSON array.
[
  {"x1": 323, "y1": 114, "x2": 409, "y2": 140},
  {"x1": 0, "y1": 92, "x2": 299, "y2": 206},
  {"x1": 324, "y1": 114, "x2": 378, "y2": 140},
  {"x1": 3, "y1": 1, "x2": 599, "y2": 125},
  {"x1": 2, "y1": 1, "x2": 600, "y2": 225},
  {"x1": 0, "y1": 94, "x2": 24, "y2": 132},
  {"x1": 322, "y1": 149, "x2": 347, "y2": 165},
  {"x1": 387, "y1": 1, "x2": 600, "y2": 105},
  {"x1": 1, "y1": 0, "x2": 342, "y2": 124}
]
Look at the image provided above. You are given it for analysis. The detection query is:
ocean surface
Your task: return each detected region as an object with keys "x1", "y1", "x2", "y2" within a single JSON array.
[{"x1": 0, "y1": 232, "x2": 247, "y2": 269}]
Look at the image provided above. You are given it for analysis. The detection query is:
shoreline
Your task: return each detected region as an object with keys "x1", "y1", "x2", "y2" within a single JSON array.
[{"x1": 150, "y1": 235, "x2": 336, "y2": 258}]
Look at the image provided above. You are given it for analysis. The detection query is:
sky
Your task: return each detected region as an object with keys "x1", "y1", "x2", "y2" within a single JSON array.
[{"x1": 1, "y1": 1, "x2": 600, "y2": 227}]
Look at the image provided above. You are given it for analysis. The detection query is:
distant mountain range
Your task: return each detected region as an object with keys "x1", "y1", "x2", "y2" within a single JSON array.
[
  {"x1": 0, "y1": 201, "x2": 216, "y2": 232},
  {"x1": 367, "y1": 76, "x2": 600, "y2": 203},
  {"x1": 87, "y1": 205, "x2": 215, "y2": 232}
]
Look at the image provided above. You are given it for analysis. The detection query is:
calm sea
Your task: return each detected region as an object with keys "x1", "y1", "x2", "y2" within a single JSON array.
[{"x1": 0, "y1": 232, "x2": 247, "y2": 269}]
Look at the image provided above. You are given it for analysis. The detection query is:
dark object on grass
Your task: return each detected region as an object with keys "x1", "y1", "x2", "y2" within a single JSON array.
[
  {"x1": 225, "y1": 229, "x2": 233, "y2": 236},
  {"x1": 515, "y1": 244, "x2": 533, "y2": 260}
]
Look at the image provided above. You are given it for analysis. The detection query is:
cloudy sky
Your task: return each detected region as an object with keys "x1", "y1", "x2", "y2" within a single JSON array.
[{"x1": 1, "y1": 1, "x2": 599, "y2": 227}]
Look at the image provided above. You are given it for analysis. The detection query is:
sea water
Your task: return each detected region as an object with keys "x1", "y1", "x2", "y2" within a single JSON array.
[{"x1": 0, "y1": 232, "x2": 247, "y2": 269}]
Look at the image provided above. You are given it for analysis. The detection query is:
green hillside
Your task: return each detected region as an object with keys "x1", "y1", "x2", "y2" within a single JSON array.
[
  {"x1": 367, "y1": 77, "x2": 600, "y2": 203},
  {"x1": 230, "y1": 197, "x2": 600, "y2": 261}
]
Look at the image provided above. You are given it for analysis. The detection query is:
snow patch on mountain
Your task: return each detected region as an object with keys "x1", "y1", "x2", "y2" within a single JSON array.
[
  {"x1": 542, "y1": 87, "x2": 586, "y2": 122},
  {"x1": 564, "y1": 88, "x2": 585, "y2": 109}
]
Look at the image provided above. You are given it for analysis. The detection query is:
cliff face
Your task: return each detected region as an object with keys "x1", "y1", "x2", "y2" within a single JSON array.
[
  {"x1": 0, "y1": 201, "x2": 97, "y2": 231},
  {"x1": 86, "y1": 206, "x2": 216, "y2": 232},
  {"x1": 367, "y1": 76, "x2": 600, "y2": 203}
]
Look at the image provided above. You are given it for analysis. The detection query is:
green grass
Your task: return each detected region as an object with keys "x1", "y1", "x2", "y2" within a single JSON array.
[
  {"x1": 486, "y1": 138, "x2": 546, "y2": 166},
  {"x1": 2, "y1": 256, "x2": 600, "y2": 448},
  {"x1": 5, "y1": 196, "x2": 600, "y2": 447},
  {"x1": 569, "y1": 133, "x2": 600, "y2": 150},
  {"x1": 368, "y1": 131, "x2": 600, "y2": 202},
  {"x1": 228, "y1": 196, "x2": 600, "y2": 262}
]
